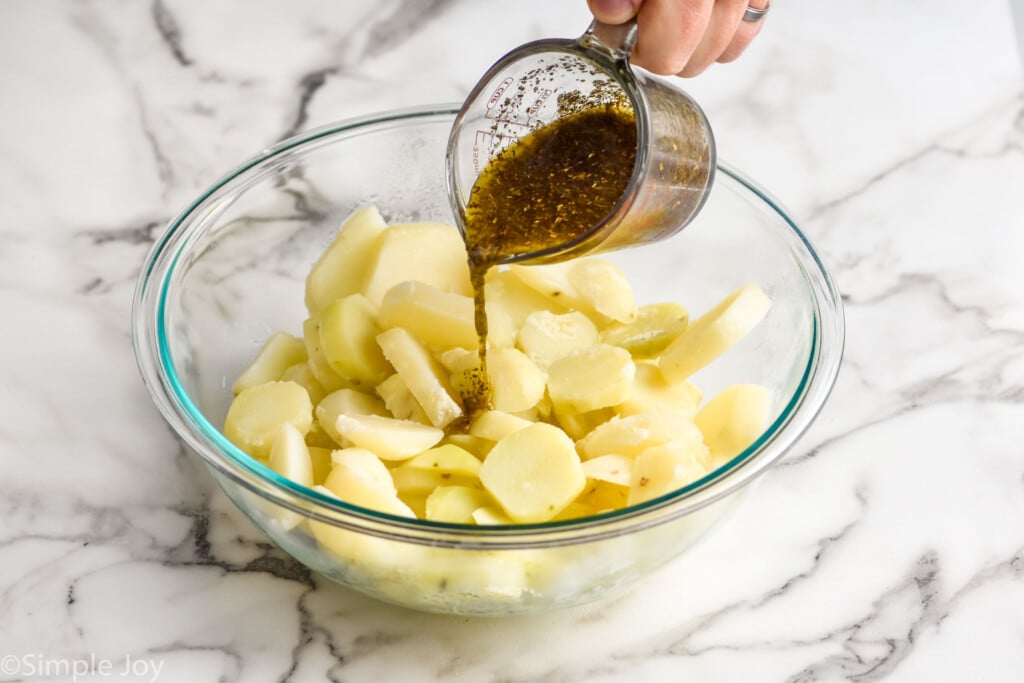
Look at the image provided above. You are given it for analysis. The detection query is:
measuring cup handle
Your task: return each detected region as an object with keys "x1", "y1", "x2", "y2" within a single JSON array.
[{"x1": 579, "y1": 18, "x2": 638, "y2": 61}]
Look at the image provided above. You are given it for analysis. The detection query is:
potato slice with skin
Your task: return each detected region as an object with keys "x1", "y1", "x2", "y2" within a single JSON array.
[
  {"x1": 232, "y1": 333, "x2": 307, "y2": 395},
  {"x1": 334, "y1": 413, "x2": 443, "y2": 461},
  {"x1": 305, "y1": 205, "x2": 388, "y2": 317},
  {"x1": 659, "y1": 284, "x2": 771, "y2": 381},
  {"x1": 403, "y1": 444, "x2": 481, "y2": 478},
  {"x1": 426, "y1": 486, "x2": 492, "y2": 523},
  {"x1": 517, "y1": 310, "x2": 599, "y2": 369},
  {"x1": 377, "y1": 327, "x2": 463, "y2": 429},
  {"x1": 628, "y1": 442, "x2": 709, "y2": 506},
  {"x1": 616, "y1": 363, "x2": 702, "y2": 419},
  {"x1": 601, "y1": 302, "x2": 689, "y2": 359},
  {"x1": 582, "y1": 453, "x2": 633, "y2": 486},
  {"x1": 488, "y1": 347, "x2": 546, "y2": 413},
  {"x1": 577, "y1": 412, "x2": 705, "y2": 460},
  {"x1": 319, "y1": 294, "x2": 391, "y2": 387},
  {"x1": 469, "y1": 410, "x2": 533, "y2": 442},
  {"x1": 330, "y1": 447, "x2": 395, "y2": 495},
  {"x1": 547, "y1": 344, "x2": 635, "y2": 414},
  {"x1": 280, "y1": 361, "x2": 326, "y2": 406},
  {"x1": 480, "y1": 423, "x2": 586, "y2": 523},
  {"x1": 362, "y1": 223, "x2": 473, "y2": 306},
  {"x1": 224, "y1": 381, "x2": 313, "y2": 457},
  {"x1": 302, "y1": 317, "x2": 349, "y2": 393},
  {"x1": 376, "y1": 373, "x2": 430, "y2": 424},
  {"x1": 379, "y1": 281, "x2": 477, "y2": 350},
  {"x1": 315, "y1": 388, "x2": 387, "y2": 446},
  {"x1": 694, "y1": 384, "x2": 773, "y2": 466}
]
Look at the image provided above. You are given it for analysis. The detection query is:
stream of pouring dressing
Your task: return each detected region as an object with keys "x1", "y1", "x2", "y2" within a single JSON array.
[{"x1": 459, "y1": 104, "x2": 638, "y2": 415}]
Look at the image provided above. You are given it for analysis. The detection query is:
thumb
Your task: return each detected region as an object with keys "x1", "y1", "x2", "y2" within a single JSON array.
[{"x1": 587, "y1": 0, "x2": 642, "y2": 25}]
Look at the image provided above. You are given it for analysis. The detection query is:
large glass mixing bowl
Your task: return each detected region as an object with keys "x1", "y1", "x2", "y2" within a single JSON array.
[{"x1": 132, "y1": 105, "x2": 843, "y2": 615}]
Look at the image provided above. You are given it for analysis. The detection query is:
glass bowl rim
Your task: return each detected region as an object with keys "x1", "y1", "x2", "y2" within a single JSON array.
[{"x1": 131, "y1": 103, "x2": 844, "y2": 546}]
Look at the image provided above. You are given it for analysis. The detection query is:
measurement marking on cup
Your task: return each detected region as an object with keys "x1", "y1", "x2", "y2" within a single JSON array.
[
  {"x1": 526, "y1": 89, "x2": 553, "y2": 118},
  {"x1": 472, "y1": 130, "x2": 517, "y2": 174},
  {"x1": 486, "y1": 77, "x2": 514, "y2": 110}
]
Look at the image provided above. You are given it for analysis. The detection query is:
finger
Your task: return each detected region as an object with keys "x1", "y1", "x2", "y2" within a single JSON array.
[
  {"x1": 678, "y1": 0, "x2": 748, "y2": 77},
  {"x1": 630, "y1": 0, "x2": 715, "y2": 76},
  {"x1": 717, "y1": 0, "x2": 768, "y2": 63},
  {"x1": 587, "y1": 0, "x2": 641, "y2": 25}
]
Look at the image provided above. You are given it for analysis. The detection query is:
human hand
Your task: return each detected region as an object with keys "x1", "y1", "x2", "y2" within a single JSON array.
[{"x1": 586, "y1": 0, "x2": 769, "y2": 77}]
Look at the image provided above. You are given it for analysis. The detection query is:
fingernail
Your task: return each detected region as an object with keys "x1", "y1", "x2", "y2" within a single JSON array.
[{"x1": 590, "y1": 0, "x2": 637, "y2": 22}]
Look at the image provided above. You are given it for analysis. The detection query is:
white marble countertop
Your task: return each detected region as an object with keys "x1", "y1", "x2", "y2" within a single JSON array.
[{"x1": 2, "y1": 1, "x2": 1023, "y2": 681}]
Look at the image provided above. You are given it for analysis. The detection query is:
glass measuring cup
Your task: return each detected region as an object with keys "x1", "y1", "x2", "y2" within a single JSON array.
[{"x1": 447, "y1": 19, "x2": 716, "y2": 265}]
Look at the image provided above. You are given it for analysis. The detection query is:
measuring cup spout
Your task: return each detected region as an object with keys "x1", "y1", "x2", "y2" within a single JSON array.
[{"x1": 578, "y1": 19, "x2": 638, "y2": 60}]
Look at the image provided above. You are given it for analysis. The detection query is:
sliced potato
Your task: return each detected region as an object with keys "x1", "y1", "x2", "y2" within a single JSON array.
[
  {"x1": 488, "y1": 347, "x2": 546, "y2": 413},
  {"x1": 268, "y1": 423, "x2": 314, "y2": 487},
  {"x1": 616, "y1": 363, "x2": 702, "y2": 419},
  {"x1": 319, "y1": 294, "x2": 391, "y2": 387},
  {"x1": 362, "y1": 222, "x2": 472, "y2": 306},
  {"x1": 659, "y1": 284, "x2": 771, "y2": 381},
  {"x1": 471, "y1": 505, "x2": 514, "y2": 525},
  {"x1": 224, "y1": 381, "x2": 313, "y2": 457},
  {"x1": 566, "y1": 258, "x2": 636, "y2": 323},
  {"x1": 302, "y1": 317, "x2": 349, "y2": 393},
  {"x1": 601, "y1": 302, "x2": 689, "y2": 359},
  {"x1": 628, "y1": 442, "x2": 709, "y2": 506},
  {"x1": 517, "y1": 310, "x2": 600, "y2": 369},
  {"x1": 469, "y1": 410, "x2": 533, "y2": 442},
  {"x1": 379, "y1": 281, "x2": 477, "y2": 350},
  {"x1": 441, "y1": 433, "x2": 493, "y2": 459},
  {"x1": 479, "y1": 423, "x2": 585, "y2": 523},
  {"x1": 552, "y1": 500, "x2": 598, "y2": 521},
  {"x1": 232, "y1": 332, "x2": 307, "y2": 395},
  {"x1": 547, "y1": 344, "x2": 635, "y2": 414},
  {"x1": 577, "y1": 480, "x2": 630, "y2": 512},
  {"x1": 552, "y1": 406, "x2": 614, "y2": 441},
  {"x1": 308, "y1": 446, "x2": 333, "y2": 485},
  {"x1": 402, "y1": 444, "x2": 482, "y2": 478},
  {"x1": 305, "y1": 205, "x2": 388, "y2": 317},
  {"x1": 376, "y1": 327, "x2": 463, "y2": 429},
  {"x1": 581, "y1": 453, "x2": 633, "y2": 486},
  {"x1": 694, "y1": 383, "x2": 773, "y2": 466},
  {"x1": 391, "y1": 464, "x2": 479, "y2": 496},
  {"x1": 324, "y1": 459, "x2": 411, "y2": 516},
  {"x1": 425, "y1": 486, "x2": 492, "y2": 523},
  {"x1": 375, "y1": 373, "x2": 429, "y2": 424},
  {"x1": 484, "y1": 268, "x2": 568, "y2": 349},
  {"x1": 510, "y1": 257, "x2": 635, "y2": 323},
  {"x1": 280, "y1": 361, "x2": 327, "y2": 406},
  {"x1": 333, "y1": 413, "x2": 443, "y2": 461},
  {"x1": 330, "y1": 447, "x2": 395, "y2": 495},
  {"x1": 577, "y1": 412, "x2": 704, "y2": 460},
  {"x1": 315, "y1": 388, "x2": 387, "y2": 446}
]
